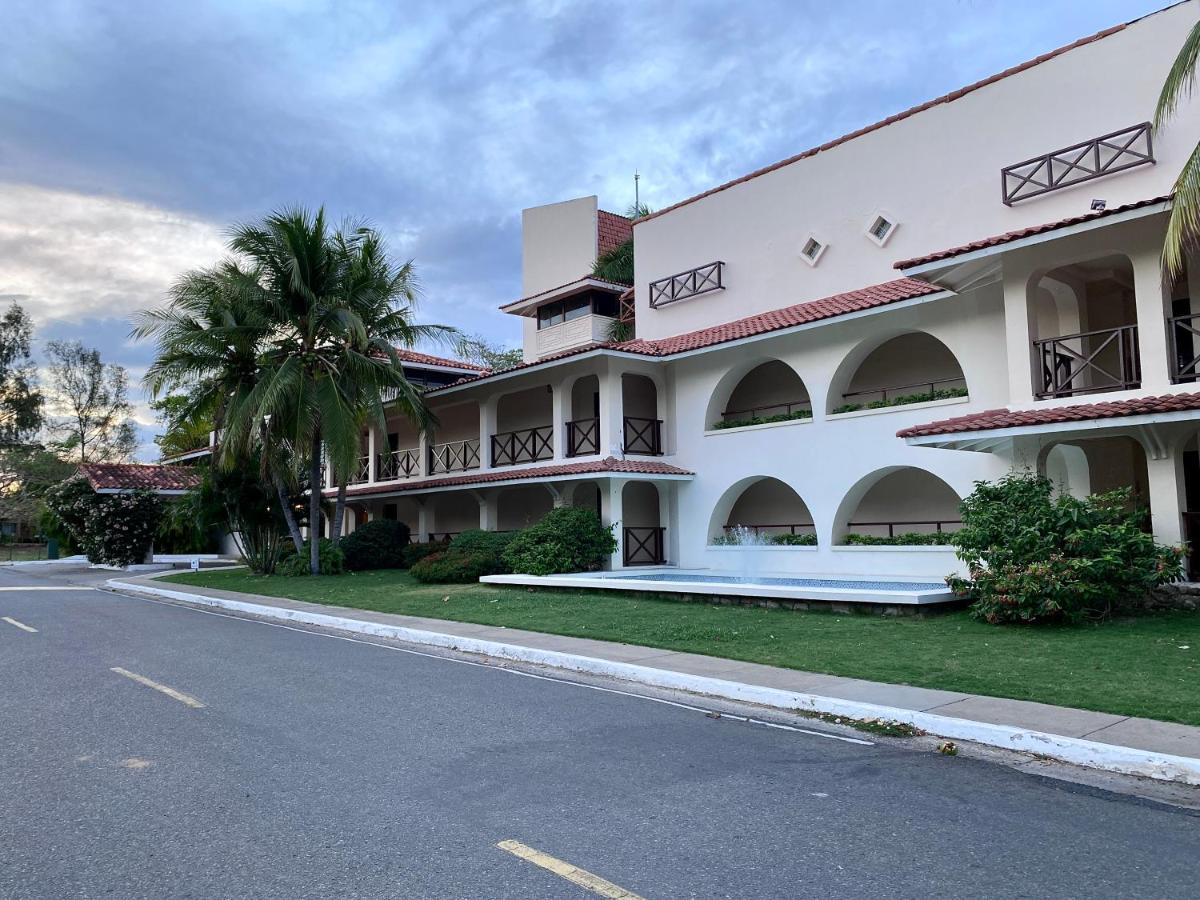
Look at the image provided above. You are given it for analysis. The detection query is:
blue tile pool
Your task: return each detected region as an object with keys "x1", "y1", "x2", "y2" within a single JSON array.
[{"x1": 607, "y1": 573, "x2": 947, "y2": 592}]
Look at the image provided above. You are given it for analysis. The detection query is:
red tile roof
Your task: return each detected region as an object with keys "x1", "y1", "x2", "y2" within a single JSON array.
[
  {"x1": 897, "y1": 392, "x2": 1200, "y2": 439},
  {"x1": 80, "y1": 463, "x2": 202, "y2": 493},
  {"x1": 325, "y1": 457, "x2": 693, "y2": 498},
  {"x1": 894, "y1": 196, "x2": 1171, "y2": 270},
  {"x1": 634, "y1": 15, "x2": 1148, "y2": 225},
  {"x1": 433, "y1": 277, "x2": 944, "y2": 393},
  {"x1": 395, "y1": 348, "x2": 488, "y2": 372},
  {"x1": 597, "y1": 210, "x2": 633, "y2": 256}
]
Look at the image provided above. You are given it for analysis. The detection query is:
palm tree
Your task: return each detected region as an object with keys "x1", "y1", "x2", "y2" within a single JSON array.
[{"x1": 1156, "y1": 18, "x2": 1200, "y2": 276}]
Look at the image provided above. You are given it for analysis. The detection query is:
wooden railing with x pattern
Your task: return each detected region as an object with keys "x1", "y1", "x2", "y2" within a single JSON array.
[
  {"x1": 490, "y1": 425, "x2": 554, "y2": 467},
  {"x1": 1001, "y1": 122, "x2": 1154, "y2": 205},
  {"x1": 1034, "y1": 324, "x2": 1140, "y2": 399}
]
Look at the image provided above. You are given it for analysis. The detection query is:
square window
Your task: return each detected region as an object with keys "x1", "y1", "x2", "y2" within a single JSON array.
[
  {"x1": 865, "y1": 213, "x2": 898, "y2": 246},
  {"x1": 800, "y1": 236, "x2": 826, "y2": 266}
]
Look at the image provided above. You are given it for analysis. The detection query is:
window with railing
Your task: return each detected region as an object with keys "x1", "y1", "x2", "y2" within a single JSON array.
[
  {"x1": 428, "y1": 439, "x2": 480, "y2": 474},
  {"x1": 1034, "y1": 325, "x2": 1140, "y2": 398},
  {"x1": 490, "y1": 425, "x2": 553, "y2": 467},
  {"x1": 623, "y1": 417, "x2": 663, "y2": 455},
  {"x1": 648, "y1": 261, "x2": 724, "y2": 308},
  {"x1": 1001, "y1": 122, "x2": 1153, "y2": 205}
]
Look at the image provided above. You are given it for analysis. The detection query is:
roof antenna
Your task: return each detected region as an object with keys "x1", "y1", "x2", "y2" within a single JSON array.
[{"x1": 634, "y1": 170, "x2": 640, "y2": 216}]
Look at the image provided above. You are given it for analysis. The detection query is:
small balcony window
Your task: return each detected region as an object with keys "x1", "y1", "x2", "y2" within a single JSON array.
[{"x1": 536, "y1": 290, "x2": 617, "y2": 330}]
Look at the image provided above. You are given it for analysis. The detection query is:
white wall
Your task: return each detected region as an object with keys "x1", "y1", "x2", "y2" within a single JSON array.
[{"x1": 631, "y1": 1, "x2": 1200, "y2": 342}]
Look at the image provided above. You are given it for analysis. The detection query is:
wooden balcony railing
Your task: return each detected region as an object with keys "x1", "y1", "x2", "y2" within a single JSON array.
[
  {"x1": 348, "y1": 455, "x2": 370, "y2": 485},
  {"x1": 1169, "y1": 313, "x2": 1200, "y2": 384},
  {"x1": 648, "y1": 261, "x2": 724, "y2": 308},
  {"x1": 623, "y1": 416, "x2": 663, "y2": 456},
  {"x1": 566, "y1": 417, "x2": 600, "y2": 457},
  {"x1": 623, "y1": 526, "x2": 665, "y2": 566},
  {"x1": 428, "y1": 439, "x2": 480, "y2": 475},
  {"x1": 377, "y1": 448, "x2": 420, "y2": 481},
  {"x1": 1034, "y1": 324, "x2": 1140, "y2": 399},
  {"x1": 1001, "y1": 122, "x2": 1153, "y2": 205},
  {"x1": 491, "y1": 425, "x2": 553, "y2": 467}
]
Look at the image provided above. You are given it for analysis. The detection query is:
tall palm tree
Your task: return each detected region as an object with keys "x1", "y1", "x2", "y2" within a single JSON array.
[{"x1": 1156, "y1": 18, "x2": 1200, "y2": 276}]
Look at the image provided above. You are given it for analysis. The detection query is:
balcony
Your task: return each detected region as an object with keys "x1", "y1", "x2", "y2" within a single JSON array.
[
  {"x1": 1001, "y1": 122, "x2": 1153, "y2": 206},
  {"x1": 534, "y1": 313, "x2": 616, "y2": 358},
  {"x1": 377, "y1": 447, "x2": 420, "y2": 481},
  {"x1": 623, "y1": 416, "x2": 663, "y2": 456},
  {"x1": 649, "y1": 261, "x2": 724, "y2": 308},
  {"x1": 1170, "y1": 313, "x2": 1200, "y2": 384},
  {"x1": 1034, "y1": 325, "x2": 1140, "y2": 399},
  {"x1": 623, "y1": 526, "x2": 665, "y2": 566},
  {"x1": 565, "y1": 417, "x2": 599, "y2": 457},
  {"x1": 491, "y1": 425, "x2": 553, "y2": 467},
  {"x1": 348, "y1": 455, "x2": 370, "y2": 485},
  {"x1": 428, "y1": 439, "x2": 480, "y2": 475}
]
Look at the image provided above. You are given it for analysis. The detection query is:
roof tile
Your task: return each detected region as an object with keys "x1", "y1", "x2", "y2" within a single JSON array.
[
  {"x1": 80, "y1": 463, "x2": 201, "y2": 493},
  {"x1": 597, "y1": 210, "x2": 633, "y2": 256}
]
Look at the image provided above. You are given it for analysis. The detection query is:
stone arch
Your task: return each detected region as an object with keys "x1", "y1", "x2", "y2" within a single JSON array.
[
  {"x1": 826, "y1": 330, "x2": 967, "y2": 414},
  {"x1": 832, "y1": 466, "x2": 963, "y2": 543},
  {"x1": 707, "y1": 476, "x2": 815, "y2": 544},
  {"x1": 704, "y1": 358, "x2": 810, "y2": 429}
]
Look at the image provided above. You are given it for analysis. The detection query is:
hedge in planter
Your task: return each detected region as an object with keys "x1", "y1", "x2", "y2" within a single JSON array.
[
  {"x1": 502, "y1": 507, "x2": 616, "y2": 576},
  {"x1": 948, "y1": 472, "x2": 1183, "y2": 624},
  {"x1": 341, "y1": 519, "x2": 411, "y2": 571}
]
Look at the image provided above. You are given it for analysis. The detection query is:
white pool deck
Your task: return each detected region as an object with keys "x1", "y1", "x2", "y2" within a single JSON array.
[{"x1": 480, "y1": 568, "x2": 957, "y2": 606}]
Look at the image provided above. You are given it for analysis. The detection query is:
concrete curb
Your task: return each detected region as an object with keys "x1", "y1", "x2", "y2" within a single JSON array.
[{"x1": 107, "y1": 577, "x2": 1200, "y2": 787}]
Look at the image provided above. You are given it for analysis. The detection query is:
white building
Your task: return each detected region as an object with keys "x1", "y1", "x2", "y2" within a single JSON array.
[{"x1": 329, "y1": 1, "x2": 1200, "y2": 585}]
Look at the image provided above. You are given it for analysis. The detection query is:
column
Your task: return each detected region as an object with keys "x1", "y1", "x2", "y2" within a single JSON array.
[
  {"x1": 603, "y1": 478, "x2": 625, "y2": 569},
  {"x1": 418, "y1": 429, "x2": 431, "y2": 477},
  {"x1": 1145, "y1": 447, "x2": 1186, "y2": 547},
  {"x1": 551, "y1": 380, "x2": 568, "y2": 460},
  {"x1": 1131, "y1": 239, "x2": 1173, "y2": 393},
  {"x1": 656, "y1": 480, "x2": 672, "y2": 565},
  {"x1": 597, "y1": 364, "x2": 625, "y2": 458},
  {"x1": 367, "y1": 428, "x2": 377, "y2": 483},
  {"x1": 1001, "y1": 263, "x2": 1038, "y2": 404},
  {"x1": 475, "y1": 490, "x2": 498, "y2": 531},
  {"x1": 479, "y1": 395, "x2": 498, "y2": 471},
  {"x1": 416, "y1": 498, "x2": 431, "y2": 542}
]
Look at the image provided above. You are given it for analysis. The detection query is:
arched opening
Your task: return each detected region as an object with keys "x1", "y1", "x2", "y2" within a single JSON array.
[
  {"x1": 373, "y1": 497, "x2": 423, "y2": 537},
  {"x1": 570, "y1": 480, "x2": 602, "y2": 518},
  {"x1": 622, "y1": 481, "x2": 664, "y2": 565},
  {"x1": 428, "y1": 400, "x2": 481, "y2": 474},
  {"x1": 711, "y1": 477, "x2": 814, "y2": 545},
  {"x1": 1028, "y1": 254, "x2": 1137, "y2": 398},
  {"x1": 838, "y1": 468, "x2": 962, "y2": 544},
  {"x1": 1040, "y1": 436, "x2": 1149, "y2": 508},
  {"x1": 496, "y1": 485, "x2": 554, "y2": 532},
  {"x1": 622, "y1": 374, "x2": 662, "y2": 455},
  {"x1": 566, "y1": 375, "x2": 600, "y2": 457},
  {"x1": 428, "y1": 491, "x2": 479, "y2": 543},
  {"x1": 493, "y1": 386, "x2": 553, "y2": 466},
  {"x1": 831, "y1": 332, "x2": 966, "y2": 414},
  {"x1": 711, "y1": 360, "x2": 809, "y2": 429}
]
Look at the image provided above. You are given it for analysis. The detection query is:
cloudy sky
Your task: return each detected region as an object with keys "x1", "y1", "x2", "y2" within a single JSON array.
[{"x1": 0, "y1": 0, "x2": 1164, "y2": 458}]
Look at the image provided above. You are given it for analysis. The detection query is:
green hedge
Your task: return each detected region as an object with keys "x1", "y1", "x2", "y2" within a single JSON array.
[
  {"x1": 278, "y1": 539, "x2": 345, "y2": 576},
  {"x1": 712, "y1": 409, "x2": 812, "y2": 430},
  {"x1": 502, "y1": 507, "x2": 616, "y2": 576},
  {"x1": 832, "y1": 386, "x2": 968, "y2": 415},
  {"x1": 341, "y1": 519, "x2": 411, "y2": 571},
  {"x1": 410, "y1": 530, "x2": 518, "y2": 583},
  {"x1": 843, "y1": 531, "x2": 956, "y2": 546}
]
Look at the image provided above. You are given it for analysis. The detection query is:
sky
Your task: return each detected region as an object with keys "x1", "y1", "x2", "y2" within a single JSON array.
[{"x1": 0, "y1": 0, "x2": 1168, "y2": 459}]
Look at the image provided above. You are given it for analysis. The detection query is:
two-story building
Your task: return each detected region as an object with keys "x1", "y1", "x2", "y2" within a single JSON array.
[{"x1": 326, "y1": 1, "x2": 1200, "y2": 587}]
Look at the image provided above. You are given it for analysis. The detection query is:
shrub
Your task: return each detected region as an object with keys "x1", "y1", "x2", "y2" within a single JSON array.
[
  {"x1": 401, "y1": 541, "x2": 443, "y2": 568},
  {"x1": 340, "y1": 519, "x2": 411, "y2": 571},
  {"x1": 949, "y1": 472, "x2": 1183, "y2": 624},
  {"x1": 409, "y1": 530, "x2": 517, "y2": 583},
  {"x1": 844, "y1": 531, "x2": 956, "y2": 546},
  {"x1": 277, "y1": 538, "x2": 344, "y2": 576},
  {"x1": 770, "y1": 532, "x2": 817, "y2": 546},
  {"x1": 712, "y1": 409, "x2": 812, "y2": 430},
  {"x1": 44, "y1": 478, "x2": 163, "y2": 566},
  {"x1": 502, "y1": 507, "x2": 616, "y2": 576},
  {"x1": 832, "y1": 386, "x2": 968, "y2": 415}
]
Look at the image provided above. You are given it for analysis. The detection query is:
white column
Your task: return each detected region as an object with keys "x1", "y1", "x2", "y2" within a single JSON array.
[
  {"x1": 1002, "y1": 263, "x2": 1038, "y2": 405},
  {"x1": 551, "y1": 380, "x2": 568, "y2": 460},
  {"x1": 1131, "y1": 240, "x2": 1173, "y2": 393},
  {"x1": 479, "y1": 395, "x2": 498, "y2": 471},
  {"x1": 416, "y1": 498, "x2": 431, "y2": 542},
  {"x1": 367, "y1": 428, "x2": 377, "y2": 483},
  {"x1": 418, "y1": 429, "x2": 430, "y2": 477},
  {"x1": 597, "y1": 365, "x2": 625, "y2": 458},
  {"x1": 603, "y1": 478, "x2": 625, "y2": 569},
  {"x1": 1145, "y1": 448, "x2": 1186, "y2": 547},
  {"x1": 475, "y1": 490, "x2": 498, "y2": 531},
  {"x1": 657, "y1": 480, "x2": 672, "y2": 564}
]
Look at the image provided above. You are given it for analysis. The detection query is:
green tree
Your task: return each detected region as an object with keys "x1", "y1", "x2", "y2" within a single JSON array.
[
  {"x1": 0, "y1": 303, "x2": 43, "y2": 446},
  {"x1": 44, "y1": 340, "x2": 137, "y2": 463},
  {"x1": 150, "y1": 394, "x2": 214, "y2": 459},
  {"x1": 1156, "y1": 18, "x2": 1200, "y2": 275},
  {"x1": 452, "y1": 334, "x2": 522, "y2": 371}
]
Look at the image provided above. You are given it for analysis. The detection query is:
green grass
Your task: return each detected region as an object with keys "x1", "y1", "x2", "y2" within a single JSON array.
[{"x1": 163, "y1": 569, "x2": 1200, "y2": 727}]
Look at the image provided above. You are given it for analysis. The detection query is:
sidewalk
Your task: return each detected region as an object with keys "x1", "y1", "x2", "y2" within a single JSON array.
[{"x1": 108, "y1": 571, "x2": 1200, "y2": 786}]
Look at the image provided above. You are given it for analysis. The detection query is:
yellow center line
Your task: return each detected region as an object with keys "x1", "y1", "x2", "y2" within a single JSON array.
[
  {"x1": 1, "y1": 616, "x2": 38, "y2": 633},
  {"x1": 110, "y1": 667, "x2": 206, "y2": 709},
  {"x1": 496, "y1": 840, "x2": 644, "y2": 899}
]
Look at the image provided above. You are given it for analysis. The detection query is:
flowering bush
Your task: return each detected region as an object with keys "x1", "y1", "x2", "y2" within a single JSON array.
[{"x1": 44, "y1": 477, "x2": 163, "y2": 567}]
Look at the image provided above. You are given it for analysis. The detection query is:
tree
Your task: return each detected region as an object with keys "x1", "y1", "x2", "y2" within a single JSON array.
[
  {"x1": 0, "y1": 445, "x2": 73, "y2": 538},
  {"x1": 44, "y1": 341, "x2": 137, "y2": 463},
  {"x1": 0, "y1": 303, "x2": 43, "y2": 446},
  {"x1": 453, "y1": 334, "x2": 522, "y2": 371},
  {"x1": 150, "y1": 394, "x2": 214, "y2": 459},
  {"x1": 1156, "y1": 19, "x2": 1200, "y2": 276}
]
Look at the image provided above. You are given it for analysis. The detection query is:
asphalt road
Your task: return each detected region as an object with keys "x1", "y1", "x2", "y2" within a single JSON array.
[{"x1": 1, "y1": 566, "x2": 1198, "y2": 899}]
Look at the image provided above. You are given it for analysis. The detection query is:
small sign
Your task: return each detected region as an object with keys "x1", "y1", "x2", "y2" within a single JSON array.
[{"x1": 190, "y1": 558, "x2": 200, "y2": 571}]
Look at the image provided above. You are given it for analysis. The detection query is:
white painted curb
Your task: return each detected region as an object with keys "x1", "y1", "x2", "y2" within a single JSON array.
[{"x1": 107, "y1": 577, "x2": 1200, "y2": 786}]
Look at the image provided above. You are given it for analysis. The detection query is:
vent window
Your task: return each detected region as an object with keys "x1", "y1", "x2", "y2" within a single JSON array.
[
  {"x1": 866, "y1": 214, "x2": 896, "y2": 246},
  {"x1": 800, "y1": 236, "x2": 826, "y2": 266}
]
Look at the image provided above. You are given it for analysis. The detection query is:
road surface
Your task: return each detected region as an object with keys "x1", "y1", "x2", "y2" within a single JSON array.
[{"x1": 1, "y1": 565, "x2": 1197, "y2": 898}]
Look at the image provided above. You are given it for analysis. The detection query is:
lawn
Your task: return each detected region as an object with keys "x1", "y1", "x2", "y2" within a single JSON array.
[{"x1": 163, "y1": 568, "x2": 1200, "y2": 727}]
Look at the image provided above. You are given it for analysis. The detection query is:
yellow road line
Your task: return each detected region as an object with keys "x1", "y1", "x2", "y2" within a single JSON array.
[
  {"x1": 110, "y1": 667, "x2": 206, "y2": 709},
  {"x1": 496, "y1": 840, "x2": 644, "y2": 899},
  {"x1": 1, "y1": 616, "x2": 37, "y2": 633}
]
